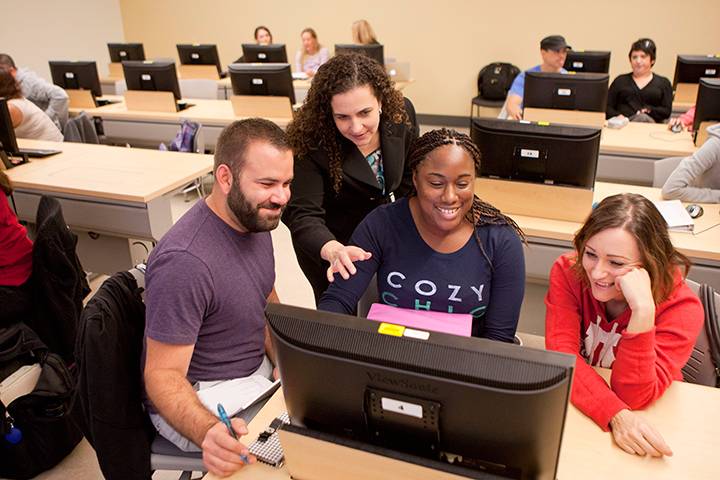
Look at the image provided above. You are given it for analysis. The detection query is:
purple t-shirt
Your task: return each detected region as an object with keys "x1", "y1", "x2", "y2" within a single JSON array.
[{"x1": 144, "y1": 199, "x2": 274, "y2": 384}]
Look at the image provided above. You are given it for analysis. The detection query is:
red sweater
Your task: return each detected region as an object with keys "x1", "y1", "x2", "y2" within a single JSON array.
[
  {"x1": 545, "y1": 254, "x2": 703, "y2": 431},
  {"x1": 0, "y1": 197, "x2": 33, "y2": 286}
]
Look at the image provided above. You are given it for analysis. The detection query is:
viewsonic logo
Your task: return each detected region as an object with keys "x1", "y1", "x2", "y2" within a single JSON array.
[{"x1": 366, "y1": 371, "x2": 438, "y2": 394}]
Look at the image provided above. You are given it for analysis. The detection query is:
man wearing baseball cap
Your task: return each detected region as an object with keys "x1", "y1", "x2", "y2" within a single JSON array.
[{"x1": 504, "y1": 35, "x2": 571, "y2": 120}]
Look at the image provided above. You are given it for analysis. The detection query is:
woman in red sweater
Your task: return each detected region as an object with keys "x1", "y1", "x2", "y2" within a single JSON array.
[
  {"x1": 545, "y1": 193, "x2": 703, "y2": 458},
  {"x1": 0, "y1": 170, "x2": 34, "y2": 326}
]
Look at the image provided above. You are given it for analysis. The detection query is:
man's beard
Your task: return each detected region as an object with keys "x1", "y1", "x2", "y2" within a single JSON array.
[{"x1": 227, "y1": 182, "x2": 284, "y2": 233}]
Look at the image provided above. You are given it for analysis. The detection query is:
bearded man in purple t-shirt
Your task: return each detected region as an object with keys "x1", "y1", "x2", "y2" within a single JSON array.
[{"x1": 143, "y1": 118, "x2": 293, "y2": 477}]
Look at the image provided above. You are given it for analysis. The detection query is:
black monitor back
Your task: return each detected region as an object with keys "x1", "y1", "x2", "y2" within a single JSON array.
[
  {"x1": 0, "y1": 98, "x2": 20, "y2": 155},
  {"x1": 268, "y1": 303, "x2": 574, "y2": 480},
  {"x1": 524, "y1": 71, "x2": 609, "y2": 112},
  {"x1": 693, "y1": 78, "x2": 720, "y2": 135},
  {"x1": 335, "y1": 44, "x2": 384, "y2": 66},
  {"x1": 122, "y1": 60, "x2": 182, "y2": 100},
  {"x1": 49, "y1": 61, "x2": 102, "y2": 97},
  {"x1": 564, "y1": 50, "x2": 611, "y2": 73},
  {"x1": 673, "y1": 55, "x2": 720, "y2": 87},
  {"x1": 176, "y1": 44, "x2": 222, "y2": 75},
  {"x1": 228, "y1": 63, "x2": 295, "y2": 104},
  {"x1": 472, "y1": 118, "x2": 601, "y2": 189},
  {"x1": 107, "y1": 42, "x2": 145, "y2": 62},
  {"x1": 241, "y1": 44, "x2": 288, "y2": 63}
]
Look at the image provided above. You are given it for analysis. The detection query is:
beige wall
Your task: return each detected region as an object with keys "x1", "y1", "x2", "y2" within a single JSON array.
[
  {"x1": 1, "y1": 0, "x2": 124, "y2": 79},
  {"x1": 119, "y1": 0, "x2": 716, "y2": 117}
]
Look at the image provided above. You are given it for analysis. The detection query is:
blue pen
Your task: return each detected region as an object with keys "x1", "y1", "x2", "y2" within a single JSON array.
[{"x1": 217, "y1": 403, "x2": 250, "y2": 465}]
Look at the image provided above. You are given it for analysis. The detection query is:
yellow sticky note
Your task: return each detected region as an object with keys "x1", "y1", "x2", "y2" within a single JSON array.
[{"x1": 378, "y1": 323, "x2": 405, "y2": 337}]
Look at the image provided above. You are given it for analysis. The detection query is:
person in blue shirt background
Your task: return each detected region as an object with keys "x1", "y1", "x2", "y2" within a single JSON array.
[
  {"x1": 319, "y1": 129, "x2": 526, "y2": 342},
  {"x1": 504, "y1": 35, "x2": 570, "y2": 120}
]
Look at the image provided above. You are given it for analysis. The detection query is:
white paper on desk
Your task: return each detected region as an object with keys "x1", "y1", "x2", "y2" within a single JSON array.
[
  {"x1": 653, "y1": 200, "x2": 694, "y2": 232},
  {"x1": 197, "y1": 375, "x2": 280, "y2": 417}
]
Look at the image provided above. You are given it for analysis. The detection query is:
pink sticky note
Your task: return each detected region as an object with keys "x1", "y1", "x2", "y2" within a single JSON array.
[{"x1": 367, "y1": 303, "x2": 472, "y2": 337}]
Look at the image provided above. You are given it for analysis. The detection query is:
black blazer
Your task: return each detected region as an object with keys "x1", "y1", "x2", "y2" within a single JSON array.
[{"x1": 282, "y1": 98, "x2": 418, "y2": 297}]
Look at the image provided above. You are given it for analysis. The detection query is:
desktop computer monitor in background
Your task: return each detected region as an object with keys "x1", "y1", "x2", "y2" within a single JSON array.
[
  {"x1": 693, "y1": 78, "x2": 720, "y2": 136},
  {"x1": 673, "y1": 55, "x2": 720, "y2": 87},
  {"x1": 241, "y1": 44, "x2": 288, "y2": 63},
  {"x1": 334, "y1": 44, "x2": 384, "y2": 66},
  {"x1": 0, "y1": 97, "x2": 21, "y2": 157},
  {"x1": 228, "y1": 63, "x2": 295, "y2": 104},
  {"x1": 472, "y1": 118, "x2": 601, "y2": 189},
  {"x1": 267, "y1": 303, "x2": 575, "y2": 480},
  {"x1": 563, "y1": 50, "x2": 611, "y2": 73},
  {"x1": 122, "y1": 60, "x2": 182, "y2": 100},
  {"x1": 176, "y1": 44, "x2": 223, "y2": 76},
  {"x1": 524, "y1": 72, "x2": 609, "y2": 112},
  {"x1": 49, "y1": 61, "x2": 102, "y2": 97},
  {"x1": 107, "y1": 43, "x2": 146, "y2": 62}
]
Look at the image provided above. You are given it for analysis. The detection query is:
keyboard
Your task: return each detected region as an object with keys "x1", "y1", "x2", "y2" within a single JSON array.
[
  {"x1": 95, "y1": 98, "x2": 120, "y2": 107},
  {"x1": 18, "y1": 148, "x2": 62, "y2": 158},
  {"x1": 176, "y1": 102, "x2": 193, "y2": 112}
]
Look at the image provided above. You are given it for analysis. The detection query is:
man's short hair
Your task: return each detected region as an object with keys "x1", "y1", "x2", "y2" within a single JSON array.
[
  {"x1": 214, "y1": 118, "x2": 290, "y2": 174},
  {"x1": 0, "y1": 54, "x2": 16, "y2": 70}
]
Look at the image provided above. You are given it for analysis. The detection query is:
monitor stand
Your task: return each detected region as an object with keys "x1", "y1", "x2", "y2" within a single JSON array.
[{"x1": 279, "y1": 424, "x2": 510, "y2": 480}]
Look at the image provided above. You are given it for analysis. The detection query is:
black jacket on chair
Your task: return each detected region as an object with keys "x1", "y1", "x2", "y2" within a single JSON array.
[
  {"x1": 29, "y1": 195, "x2": 90, "y2": 364},
  {"x1": 282, "y1": 98, "x2": 418, "y2": 302},
  {"x1": 75, "y1": 271, "x2": 153, "y2": 480}
]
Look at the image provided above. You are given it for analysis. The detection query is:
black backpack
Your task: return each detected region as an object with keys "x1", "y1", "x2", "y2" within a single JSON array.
[
  {"x1": 0, "y1": 323, "x2": 83, "y2": 479},
  {"x1": 477, "y1": 62, "x2": 521, "y2": 101}
]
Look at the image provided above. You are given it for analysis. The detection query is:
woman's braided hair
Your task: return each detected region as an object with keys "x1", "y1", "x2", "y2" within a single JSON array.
[
  {"x1": 407, "y1": 128, "x2": 526, "y2": 265},
  {"x1": 286, "y1": 53, "x2": 409, "y2": 193}
]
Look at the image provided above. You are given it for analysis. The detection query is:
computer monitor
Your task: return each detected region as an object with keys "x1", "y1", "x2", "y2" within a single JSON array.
[
  {"x1": 0, "y1": 97, "x2": 20, "y2": 158},
  {"x1": 334, "y1": 44, "x2": 384, "y2": 66},
  {"x1": 673, "y1": 55, "x2": 720, "y2": 87},
  {"x1": 122, "y1": 60, "x2": 182, "y2": 100},
  {"x1": 563, "y1": 50, "x2": 611, "y2": 73},
  {"x1": 693, "y1": 78, "x2": 720, "y2": 137},
  {"x1": 471, "y1": 118, "x2": 601, "y2": 189},
  {"x1": 267, "y1": 303, "x2": 575, "y2": 480},
  {"x1": 241, "y1": 44, "x2": 288, "y2": 63},
  {"x1": 524, "y1": 72, "x2": 609, "y2": 112},
  {"x1": 176, "y1": 43, "x2": 223, "y2": 76},
  {"x1": 48, "y1": 61, "x2": 102, "y2": 97},
  {"x1": 107, "y1": 42, "x2": 146, "y2": 62},
  {"x1": 228, "y1": 63, "x2": 295, "y2": 104}
]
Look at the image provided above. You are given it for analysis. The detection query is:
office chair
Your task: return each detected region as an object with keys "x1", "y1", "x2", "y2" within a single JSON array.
[
  {"x1": 652, "y1": 156, "x2": 683, "y2": 188},
  {"x1": 682, "y1": 279, "x2": 720, "y2": 387}
]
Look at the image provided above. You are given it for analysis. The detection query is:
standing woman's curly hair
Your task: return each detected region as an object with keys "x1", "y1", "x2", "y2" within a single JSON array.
[
  {"x1": 287, "y1": 53, "x2": 409, "y2": 193},
  {"x1": 407, "y1": 129, "x2": 526, "y2": 266}
]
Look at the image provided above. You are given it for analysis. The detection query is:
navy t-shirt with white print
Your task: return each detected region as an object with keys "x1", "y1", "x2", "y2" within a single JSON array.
[{"x1": 318, "y1": 197, "x2": 525, "y2": 342}]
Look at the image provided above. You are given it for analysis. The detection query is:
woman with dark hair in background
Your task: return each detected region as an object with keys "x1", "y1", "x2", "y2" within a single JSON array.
[
  {"x1": 0, "y1": 170, "x2": 34, "y2": 326},
  {"x1": 282, "y1": 53, "x2": 417, "y2": 302},
  {"x1": 606, "y1": 38, "x2": 673, "y2": 123},
  {"x1": 545, "y1": 193, "x2": 703, "y2": 457},
  {"x1": 318, "y1": 129, "x2": 526, "y2": 341},
  {"x1": 254, "y1": 26, "x2": 273, "y2": 45}
]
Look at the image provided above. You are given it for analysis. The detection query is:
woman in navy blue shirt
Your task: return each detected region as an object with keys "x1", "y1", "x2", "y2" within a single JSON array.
[{"x1": 319, "y1": 129, "x2": 526, "y2": 341}]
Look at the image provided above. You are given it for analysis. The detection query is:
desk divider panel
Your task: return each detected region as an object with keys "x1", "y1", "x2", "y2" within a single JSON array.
[
  {"x1": 124, "y1": 90, "x2": 178, "y2": 113},
  {"x1": 475, "y1": 178, "x2": 593, "y2": 223},
  {"x1": 696, "y1": 121, "x2": 719, "y2": 147},
  {"x1": 674, "y1": 83, "x2": 699, "y2": 105},
  {"x1": 230, "y1": 95, "x2": 293, "y2": 119},
  {"x1": 523, "y1": 108, "x2": 606, "y2": 129},
  {"x1": 108, "y1": 62, "x2": 124, "y2": 79},
  {"x1": 66, "y1": 89, "x2": 97, "y2": 109},
  {"x1": 178, "y1": 64, "x2": 220, "y2": 80}
]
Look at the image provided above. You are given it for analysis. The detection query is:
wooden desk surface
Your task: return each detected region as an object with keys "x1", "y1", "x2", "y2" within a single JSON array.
[
  {"x1": 7, "y1": 139, "x2": 213, "y2": 203},
  {"x1": 600, "y1": 122, "x2": 696, "y2": 158},
  {"x1": 672, "y1": 100, "x2": 693, "y2": 113},
  {"x1": 494, "y1": 181, "x2": 720, "y2": 262},
  {"x1": 206, "y1": 371, "x2": 720, "y2": 480},
  {"x1": 69, "y1": 97, "x2": 292, "y2": 128}
]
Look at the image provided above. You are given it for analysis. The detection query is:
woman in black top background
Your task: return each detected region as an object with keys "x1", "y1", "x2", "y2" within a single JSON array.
[{"x1": 606, "y1": 38, "x2": 672, "y2": 123}]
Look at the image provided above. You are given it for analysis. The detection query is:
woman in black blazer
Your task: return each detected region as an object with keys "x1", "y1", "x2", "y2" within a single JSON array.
[{"x1": 282, "y1": 53, "x2": 418, "y2": 303}]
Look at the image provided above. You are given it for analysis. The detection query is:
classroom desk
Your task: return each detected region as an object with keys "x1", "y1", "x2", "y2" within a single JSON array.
[
  {"x1": 204, "y1": 367, "x2": 720, "y2": 480},
  {"x1": 493, "y1": 181, "x2": 720, "y2": 290},
  {"x1": 5, "y1": 139, "x2": 213, "y2": 274},
  {"x1": 597, "y1": 123, "x2": 696, "y2": 185},
  {"x1": 69, "y1": 97, "x2": 293, "y2": 151}
]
